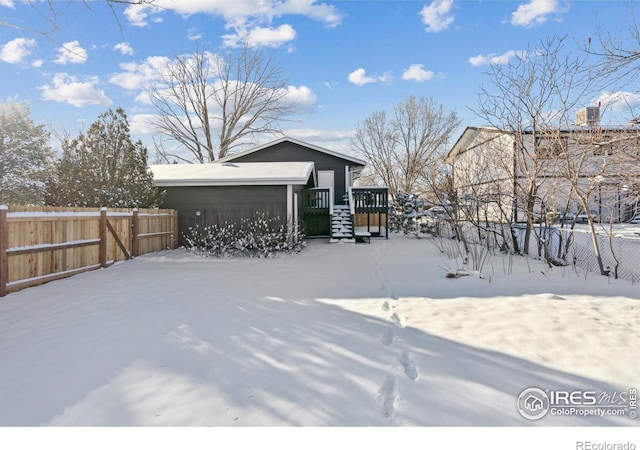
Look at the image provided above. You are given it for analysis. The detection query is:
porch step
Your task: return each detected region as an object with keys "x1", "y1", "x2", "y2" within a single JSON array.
[
  {"x1": 329, "y1": 238, "x2": 356, "y2": 244},
  {"x1": 330, "y1": 204, "x2": 354, "y2": 240}
]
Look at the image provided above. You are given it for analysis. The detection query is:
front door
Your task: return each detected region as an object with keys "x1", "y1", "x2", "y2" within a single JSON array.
[{"x1": 317, "y1": 170, "x2": 335, "y2": 205}]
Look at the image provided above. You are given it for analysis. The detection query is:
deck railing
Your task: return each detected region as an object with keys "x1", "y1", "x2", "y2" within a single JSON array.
[
  {"x1": 302, "y1": 188, "x2": 333, "y2": 215},
  {"x1": 349, "y1": 187, "x2": 389, "y2": 239},
  {"x1": 350, "y1": 187, "x2": 389, "y2": 213}
]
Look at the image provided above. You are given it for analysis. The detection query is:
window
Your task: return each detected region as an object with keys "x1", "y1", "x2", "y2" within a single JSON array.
[{"x1": 535, "y1": 136, "x2": 566, "y2": 159}]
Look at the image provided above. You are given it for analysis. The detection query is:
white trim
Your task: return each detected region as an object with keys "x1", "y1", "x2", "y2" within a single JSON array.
[
  {"x1": 345, "y1": 165, "x2": 350, "y2": 188},
  {"x1": 286, "y1": 185, "x2": 293, "y2": 240},
  {"x1": 154, "y1": 179, "x2": 309, "y2": 187},
  {"x1": 348, "y1": 187, "x2": 355, "y2": 216},
  {"x1": 329, "y1": 187, "x2": 334, "y2": 216},
  {"x1": 293, "y1": 192, "x2": 299, "y2": 243},
  {"x1": 151, "y1": 161, "x2": 315, "y2": 187}
]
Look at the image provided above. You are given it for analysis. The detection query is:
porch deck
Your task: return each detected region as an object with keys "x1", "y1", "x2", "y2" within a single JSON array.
[{"x1": 302, "y1": 187, "x2": 389, "y2": 239}]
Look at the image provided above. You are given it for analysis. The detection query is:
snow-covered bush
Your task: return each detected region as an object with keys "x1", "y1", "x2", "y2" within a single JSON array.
[
  {"x1": 389, "y1": 192, "x2": 428, "y2": 236},
  {"x1": 183, "y1": 213, "x2": 305, "y2": 258}
]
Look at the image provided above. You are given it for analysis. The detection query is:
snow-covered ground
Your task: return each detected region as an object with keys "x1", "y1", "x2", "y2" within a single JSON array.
[{"x1": 0, "y1": 234, "x2": 638, "y2": 428}]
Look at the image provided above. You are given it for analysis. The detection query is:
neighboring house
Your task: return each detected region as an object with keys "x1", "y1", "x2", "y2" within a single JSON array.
[
  {"x1": 446, "y1": 116, "x2": 640, "y2": 224},
  {"x1": 151, "y1": 137, "x2": 389, "y2": 243}
]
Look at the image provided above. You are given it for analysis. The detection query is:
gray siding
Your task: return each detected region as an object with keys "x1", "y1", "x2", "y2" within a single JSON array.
[
  {"x1": 160, "y1": 185, "x2": 289, "y2": 243},
  {"x1": 228, "y1": 141, "x2": 363, "y2": 204}
]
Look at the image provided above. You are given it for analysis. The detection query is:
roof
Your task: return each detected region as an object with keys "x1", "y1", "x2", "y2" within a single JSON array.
[
  {"x1": 446, "y1": 126, "x2": 505, "y2": 162},
  {"x1": 217, "y1": 136, "x2": 367, "y2": 166},
  {"x1": 446, "y1": 123, "x2": 640, "y2": 162},
  {"x1": 150, "y1": 161, "x2": 315, "y2": 187}
]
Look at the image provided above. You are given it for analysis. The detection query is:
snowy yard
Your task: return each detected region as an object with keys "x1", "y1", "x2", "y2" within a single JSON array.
[{"x1": 0, "y1": 235, "x2": 638, "y2": 427}]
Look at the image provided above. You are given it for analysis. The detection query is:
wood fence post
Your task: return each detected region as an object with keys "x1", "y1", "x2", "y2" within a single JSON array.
[
  {"x1": 0, "y1": 205, "x2": 8, "y2": 297},
  {"x1": 132, "y1": 208, "x2": 139, "y2": 257},
  {"x1": 99, "y1": 207, "x2": 108, "y2": 268},
  {"x1": 173, "y1": 210, "x2": 179, "y2": 249}
]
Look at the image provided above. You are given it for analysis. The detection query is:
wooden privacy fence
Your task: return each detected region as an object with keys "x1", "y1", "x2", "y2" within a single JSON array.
[{"x1": 0, "y1": 205, "x2": 178, "y2": 297}]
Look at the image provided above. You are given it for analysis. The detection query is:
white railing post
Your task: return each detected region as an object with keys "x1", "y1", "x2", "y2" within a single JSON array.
[{"x1": 329, "y1": 187, "x2": 334, "y2": 216}]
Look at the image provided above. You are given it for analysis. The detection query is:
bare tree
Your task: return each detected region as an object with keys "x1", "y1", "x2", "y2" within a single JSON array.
[
  {"x1": 1, "y1": 1, "x2": 156, "y2": 35},
  {"x1": 149, "y1": 42, "x2": 293, "y2": 163},
  {"x1": 472, "y1": 36, "x2": 603, "y2": 263},
  {"x1": 592, "y1": 3, "x2": 640, "y2": 82},
  {"x1": 350, "y1": 96, "x2": 461, "y2": 202},
  {"x1": 470, "y1": 35, "x2": 640, "y2": 275},
  {"x1": 448, "y1": 131, "x2": 522, "y2": 254}
]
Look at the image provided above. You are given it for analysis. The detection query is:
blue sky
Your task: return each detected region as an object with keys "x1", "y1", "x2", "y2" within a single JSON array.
[{"x1": 1, "y1": 0, "x2": 639, "y2": 157}]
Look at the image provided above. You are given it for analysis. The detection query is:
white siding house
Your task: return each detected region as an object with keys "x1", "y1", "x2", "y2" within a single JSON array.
[{"x1": 446, "y1": 124, "x2": 640, "y2": 224}]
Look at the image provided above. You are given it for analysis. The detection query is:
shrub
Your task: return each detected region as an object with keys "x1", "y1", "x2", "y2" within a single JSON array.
[
  {"x1": 389, "y1": 192, "x2": 428, "y2": 236},
  {"x1": 183, "y1": 213, "x2": 305, "y2": 258}
]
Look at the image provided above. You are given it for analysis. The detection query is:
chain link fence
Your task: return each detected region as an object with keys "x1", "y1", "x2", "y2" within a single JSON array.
[
  {"x1": 553, "y1": 228, "x2": 640, "y2": 283},
  {"x1": 425, "y1": 218, "x2": 640, "y2": 283}
]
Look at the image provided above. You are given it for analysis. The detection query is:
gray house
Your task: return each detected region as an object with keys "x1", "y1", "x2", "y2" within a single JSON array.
[
  {"x1": 217, "y1": 136, "x2": 367, "y2": 206},
  {"x1": 151, "y1": 137, "x2": 388, "y2": 242}
]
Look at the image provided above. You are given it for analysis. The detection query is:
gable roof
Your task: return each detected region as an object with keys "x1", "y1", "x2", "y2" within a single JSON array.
[
  {"x1": 447, "y1": 123, "x2": 640, "y2": 162},
  {"x1": 445, "y1": 126, "x2": 505, "y2": 162},
  {"x1": 217, "y1": 136, "x2": 367, "y2": 166},
  {"x1": 150, "y1": 161, "x2": 315, "y2": 187}
]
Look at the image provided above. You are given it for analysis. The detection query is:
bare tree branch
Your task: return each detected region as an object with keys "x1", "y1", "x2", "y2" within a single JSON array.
[
  {"x1": 149, "y1": 41, "x2": 292, "y2": 163},
  {"x1": 1, "y1": 1, "x2": 157, "y2": 36},
  {"x1": 350, "y1": 96, "x2": 461, "y2": 202}
]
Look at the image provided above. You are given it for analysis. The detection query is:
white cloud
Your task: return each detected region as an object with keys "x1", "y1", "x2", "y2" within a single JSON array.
[
  {"x1": 109, "y1": 56, "x2": 171, "y2": 90},
  {"x1": 0, "y1": 0, "x2": 15, "y2": 7},
  {"x1": 134, "y1": 91, "x2": 153, "y2": 105},
  {"x1": 39, "y1": 73, "x2": 111, "y2": 108},
  {"x1": 123, "y1": 1, "x2": 342, "y2": 47},
  {"x1": 124, "y1": 0, "x2": 343, "y2": 26},
  {"x1": 0, "y1": 37, "x2": 36, "y2": 64},
  {"x1": 124, "y1": 3, "x2": 155, "y2": 27},
  {"x1": 54, "y1": 41, "x2": 88, "y2": 64},
  {"x1": 420, "y1": 0, "x2": 455, "y2": 33},
  {"x1": 468, "y1": 50, "x2": 524, "y2": 66},
  {"x1": 511, "y1": 0, "x2": 566, "y2": 27},
  {"x1": 284, "y1": 128, "x2": 354, "y2": 143},
  {"x1": 224, "y1": 24, "x2": 297, "y2": 48},
  {"x1": 401, "y1": 64, "x2": 435, "y2": 82},
  {"x1": 284, "y1": 85, "x2": 316, "y2": 112},
  {"x1": 129, "y1": 113, "x2": 159, "y2": 135},
  {"x1": 187, "y1": 28, "x2": 203, "y2": 41},
  {"x1": 114, "y1": 42, "x2": 134, "y2": 56},
  {"x1": 32, "y1": 59, "x2": 43, "y2": 68},
  {"x1": 348, "y1": 68, "x2": 379, "y2": 86},
  {"x1": 596, "y1": 91, "x2": 640, "y2": 112}
]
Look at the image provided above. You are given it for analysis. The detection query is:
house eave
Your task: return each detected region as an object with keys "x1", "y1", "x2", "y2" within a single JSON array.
[
  {"x1": 154, "y1": 179, "x2": 311, "y2": 187},
  {"x1": 218, "y1": 136, "x2": 367, "y2": 167}
]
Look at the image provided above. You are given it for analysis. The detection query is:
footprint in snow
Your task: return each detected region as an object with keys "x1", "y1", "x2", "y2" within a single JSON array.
[
  {"x1": 377, "y1": 376, "x2": 398, "y2": 419},
  {"x1": 381, "y1": 328, "x2": 395, "y2": 345},
  {"x1": 381, "y1": 301, "x2": 390, "y2": 311},
  {"x1": 390, "y1": 312, "x2": 407, "y2": 328},
  {"x1": 399, "y1": 351, "x2": 418, "y2": 381}
]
